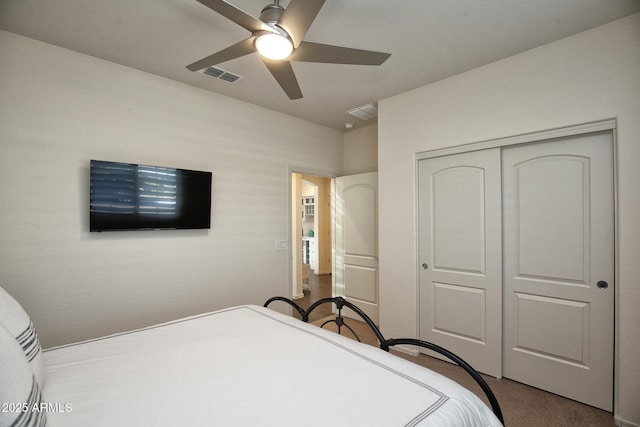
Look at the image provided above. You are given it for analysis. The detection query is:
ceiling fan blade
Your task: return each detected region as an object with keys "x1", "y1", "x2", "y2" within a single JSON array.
[
  {"x1": 261, "y1": 59, "x2": 303, "y2": 100},
  {"x1": 277, "y1": 0, "x2": 325, "y2": 48},
  {"x1": 187, "y1": 37, "x2": 256, "y2": 71},
  {"x1": 196, "y1": 0, "x2": 272, "y2": 33},
  {"x1": 289, "y1": 41, "x2": 391, "y2": 65}
]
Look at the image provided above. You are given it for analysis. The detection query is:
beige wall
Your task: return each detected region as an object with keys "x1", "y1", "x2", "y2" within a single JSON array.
[
  {"x1": 0, "y1": 30, "x2": 344, "y2": 347},
  {"x1": 344, "y1": 123, "x2": 378, "y2": 174},
  {"x1": 378, "y1": 13, "x2": 640, "y2": 425}
]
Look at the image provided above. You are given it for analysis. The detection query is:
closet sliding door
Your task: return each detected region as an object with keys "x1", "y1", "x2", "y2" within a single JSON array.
[
  {"x1": 502, "y1": 133, "x2": 614, "y2": 411},
  {"x1": 417, "y1": 148, "x2": 503, "y2": 377},
  {"x1": 417, "y1": 130, "x2": 614, "y2": 410}
]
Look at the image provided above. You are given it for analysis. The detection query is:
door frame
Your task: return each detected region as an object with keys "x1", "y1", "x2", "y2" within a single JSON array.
[{"x1": 413, "y1": 119, "x2": 619, "y2": 410}]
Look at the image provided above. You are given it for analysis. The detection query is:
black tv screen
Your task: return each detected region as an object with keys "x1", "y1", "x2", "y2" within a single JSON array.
[{"x1": 90, "y1": 160, "x2": 212, "y2": 231}]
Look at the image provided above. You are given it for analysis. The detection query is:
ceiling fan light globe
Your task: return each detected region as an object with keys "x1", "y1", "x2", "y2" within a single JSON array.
[{"x1": 255, "y1": 33, "x2": 293, "y2": 60}]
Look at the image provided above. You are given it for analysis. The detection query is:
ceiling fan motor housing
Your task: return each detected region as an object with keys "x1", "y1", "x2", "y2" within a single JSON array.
[
  {"x1": 259, "y1": 3, "x2": 285, "y2": 25},
  {"x1": 255, "y1": 2, "x2": 293, "y2": 59}
]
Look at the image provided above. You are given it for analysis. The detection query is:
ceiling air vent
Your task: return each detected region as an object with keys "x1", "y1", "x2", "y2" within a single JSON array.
[
  {"x1": 203, "y1": 66, "x2": 243, "y2": 84},
  {"x1": 346, "y1": 103, "x2": 378, "y2": 120}
]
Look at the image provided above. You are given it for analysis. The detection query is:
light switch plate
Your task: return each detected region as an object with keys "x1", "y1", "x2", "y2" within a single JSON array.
[{"x1": 274, "y1": 240, "x2": 287, "y2": 251}]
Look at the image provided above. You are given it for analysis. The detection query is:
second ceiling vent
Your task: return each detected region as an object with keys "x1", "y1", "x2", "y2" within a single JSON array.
[{"x1": 346, "y1": 103, "x2": 378, "y2": 121}]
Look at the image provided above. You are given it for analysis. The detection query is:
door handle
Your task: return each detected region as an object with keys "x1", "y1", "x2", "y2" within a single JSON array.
[
  {"x1": 422, "y1": 263, "x2": 429, "y2": 270},
  {"x1": 596, "y1": 280, "x2": 609, "y2": 289}
]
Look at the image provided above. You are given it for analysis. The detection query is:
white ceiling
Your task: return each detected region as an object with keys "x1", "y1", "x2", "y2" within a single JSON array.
[{"x1": 1, "y1": 0, "x2": 639, "y2": 131}]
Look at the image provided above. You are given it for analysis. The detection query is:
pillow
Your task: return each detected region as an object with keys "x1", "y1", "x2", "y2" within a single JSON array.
[
  {"x1": 0, "y1": 286, "x2": 45, "y2": 389},
  {"x1": 0, "y1": 322, "x2": 47, "y2": 427}
]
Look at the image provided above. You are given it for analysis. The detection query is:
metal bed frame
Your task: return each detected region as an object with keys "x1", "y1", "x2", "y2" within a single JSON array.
[{"x1": 264, "y1": 296, "x2": 505, "y2": 426}]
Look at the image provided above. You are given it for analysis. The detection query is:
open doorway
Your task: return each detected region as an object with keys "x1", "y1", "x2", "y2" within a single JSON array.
[
  {"x1": 289, "y1": 171, "x2": 380, "y2": 324},
  {"x1": 291, "y1": 172, "x2": 333, "y2": 322}
]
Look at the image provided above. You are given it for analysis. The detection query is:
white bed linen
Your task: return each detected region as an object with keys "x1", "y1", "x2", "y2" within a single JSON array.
[{"x1": 42, "y1": 305, "x2": 502, "y2": 426}]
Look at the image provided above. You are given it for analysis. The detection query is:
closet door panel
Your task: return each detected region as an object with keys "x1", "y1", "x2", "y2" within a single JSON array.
[
  {"x1": 502, "y1": 132, "x2": 614, "y2": 411},
  {"x1": 418, "y1": 148, "x2": 502, "y2": 377}
]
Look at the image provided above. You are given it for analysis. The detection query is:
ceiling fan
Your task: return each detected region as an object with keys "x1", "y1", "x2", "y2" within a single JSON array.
[{"x1": 187, "y1": 0, "x2": 391, "y2": 100}]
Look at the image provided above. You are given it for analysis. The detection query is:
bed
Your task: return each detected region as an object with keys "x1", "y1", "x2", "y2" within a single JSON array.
[{"x1": 0, "y1": 287, "x2": 503, "y2": 427}]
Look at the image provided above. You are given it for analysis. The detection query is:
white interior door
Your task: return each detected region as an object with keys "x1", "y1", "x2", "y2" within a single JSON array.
[
  {"x1": 502, "y1": 132, "x2": 614, "y2": 411},
  {"x1": 334, "y1": 172, "x2": 379, "y2": 324},
  {"x1": 418, "y1": 149, "x2": 502, "y2": 377}
]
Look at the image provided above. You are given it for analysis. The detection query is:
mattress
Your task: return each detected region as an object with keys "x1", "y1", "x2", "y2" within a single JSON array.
[{"x1": 42, "y1": 305, "x2": 502, "y2": 426}]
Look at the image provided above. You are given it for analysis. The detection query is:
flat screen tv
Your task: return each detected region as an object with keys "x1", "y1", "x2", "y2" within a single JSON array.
[{"x1": 90, "y1": 160, "x2": 212, "y2": 231}]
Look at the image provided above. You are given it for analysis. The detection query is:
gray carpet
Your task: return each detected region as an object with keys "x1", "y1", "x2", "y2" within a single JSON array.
[{"x1": 312, "y1": 316, "x2": 614, "y2": 427}]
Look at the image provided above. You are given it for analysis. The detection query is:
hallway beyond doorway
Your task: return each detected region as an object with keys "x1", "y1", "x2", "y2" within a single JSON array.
[{"x1": 294, "y1": 274, "x2": 332, "y2": 323}]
